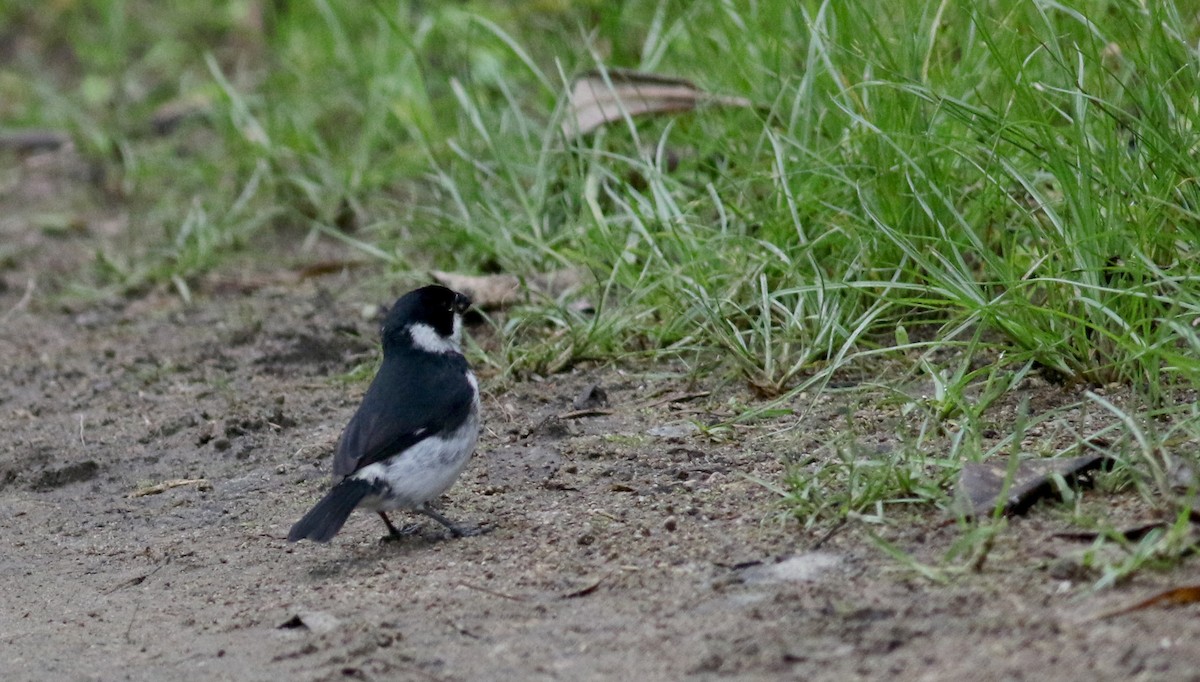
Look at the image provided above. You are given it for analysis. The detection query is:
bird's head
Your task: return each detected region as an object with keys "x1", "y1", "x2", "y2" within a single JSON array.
[{"x1": 381, "y1": 285, "x2": 472, "y2": 354}]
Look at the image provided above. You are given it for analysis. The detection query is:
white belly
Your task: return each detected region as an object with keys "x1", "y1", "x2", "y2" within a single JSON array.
[{"x1": 352, "y1": 409, "x2": 480, "y2": 510}]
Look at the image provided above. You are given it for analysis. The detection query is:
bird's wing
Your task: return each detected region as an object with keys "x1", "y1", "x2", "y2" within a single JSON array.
[{"x1": 332, "y1": 353, "x2": 474, "y2": 478}]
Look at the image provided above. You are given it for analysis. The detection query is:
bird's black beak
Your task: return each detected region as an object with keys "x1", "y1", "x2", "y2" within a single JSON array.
[{"x1": 453, "y1": 293, "x2": 472, "y2": 314}]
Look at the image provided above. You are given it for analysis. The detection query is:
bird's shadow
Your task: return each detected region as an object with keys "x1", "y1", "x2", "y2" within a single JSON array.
[{"x1": 302, "y1": 528, "x2": 450, "y2": 580}]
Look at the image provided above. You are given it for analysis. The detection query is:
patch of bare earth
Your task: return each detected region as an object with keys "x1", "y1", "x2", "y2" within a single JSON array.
[{"x1": 2, "y1": 147, "x2": 1200, "y2": 682}]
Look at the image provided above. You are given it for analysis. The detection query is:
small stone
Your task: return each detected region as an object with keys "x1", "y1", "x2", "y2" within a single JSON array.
[
  {"x1": 664, "y1": 516, "x2": 678, "y2": 532},
  {"x1": 212, "y1": 437, "x2": 231, "y2": 451},
  {"x1": 1047, "y1": 556, "x2": 1087, "y2": 581}
]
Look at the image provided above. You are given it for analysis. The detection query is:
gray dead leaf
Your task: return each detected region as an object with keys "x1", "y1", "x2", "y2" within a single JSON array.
[
  {"x1": 572, "y1": 383, "x2": 608, "y2": 410},
  {"x1": 430, "y1": 269, "x2": 585, "y2": 311},
  {"x1": 561, "y1": 68, "x2": 756, "y2": 139},
  {"x1": 955, "y1": 454, "x2": 1107, "y2": 518},
  {"x1": 647, "y1": 422, "x2": 700, "y2": 439},
  {"x1": 1166, "y1": 451, "x2": 1197, "y2": 491}
]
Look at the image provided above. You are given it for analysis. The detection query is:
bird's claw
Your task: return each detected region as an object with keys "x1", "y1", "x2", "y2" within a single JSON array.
[{"x1": 448, "y1": 523, "x2": 493, "y2": 538}]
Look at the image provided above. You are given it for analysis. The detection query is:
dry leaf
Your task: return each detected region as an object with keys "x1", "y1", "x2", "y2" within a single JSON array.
[
  {"x1": 561, "y1": 68, "x2": 755, "y2": 139},
  {"x1": 1091, "y1": 585, "x2": 1200, "y2": 620},
  {"x1": 430, "y1": 268, "x2": 585, "y2": 310},
  {"x1": 955, "y1": 454, "x2": 1107, "y2": 518},
  {"x1": 560, "y1": 576, "x2": 603, "y2": 599}
]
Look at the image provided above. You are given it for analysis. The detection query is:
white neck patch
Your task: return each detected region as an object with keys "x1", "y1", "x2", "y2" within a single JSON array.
[{"x1": 409, "y1": 316, "x2": 462, "y2": 354}]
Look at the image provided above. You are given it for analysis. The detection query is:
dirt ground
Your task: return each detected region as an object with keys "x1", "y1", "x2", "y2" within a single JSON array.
[{"x1": 3, "y1": 146, "x2": 1200, "y2": 682}]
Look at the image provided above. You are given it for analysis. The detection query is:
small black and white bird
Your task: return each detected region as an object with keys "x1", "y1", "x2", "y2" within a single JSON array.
[{"x1": 287, "y1": 285, "x2": 484, "y2": 543}]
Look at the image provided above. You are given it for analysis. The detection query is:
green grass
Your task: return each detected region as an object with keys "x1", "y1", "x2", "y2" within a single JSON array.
[{"x1": 5, "y1": 0, "x2": 1199, "y2": 581}]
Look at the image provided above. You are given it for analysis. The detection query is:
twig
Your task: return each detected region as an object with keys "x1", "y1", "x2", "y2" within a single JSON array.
[
  {"x1": 0, "y1": 130, "x2": 69, "y2": 153},
  {"x1": 124, "y1": 599, "x2": 142, "y2": 644},
  {"x1": 106, "y1": 563, "x2": 166, "y2": 595},
  {"x1": 454, "y1": 581, "x2": 528, "y2": 601},
  {"x1": 556, "y1": 408, "x2": 613, "y2": 420},
  {"x1": 1, "y1": 278, "x2": 35, "y2": 322},
  {"x1": 127, "y1": 478, "x2": 210, "y2": 498},
  {"x1": 810, "y1": 519, "x2": 847, "y2": 550},
  {"x1": 119, "y1": 562, "x2": 167, "y2": 643},
  {"x1": 642, "y1": 391, "x2": 711, "y2": 409}
]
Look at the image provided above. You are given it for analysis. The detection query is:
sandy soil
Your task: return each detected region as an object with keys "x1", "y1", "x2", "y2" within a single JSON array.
[{"x1": 3, "y1": 146, "x2": 1200, "y2": 682}]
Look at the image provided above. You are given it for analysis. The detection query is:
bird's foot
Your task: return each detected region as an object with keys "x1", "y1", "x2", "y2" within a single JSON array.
[
  {"x1": 377, "y1": 511, "x2": 420, "y2": 542},
  {"x1": 446, "y1": 522, "x2": 493, "y2": 539},
  {"x1": 417, "y1": 506, "x2": 492, "y2": 539},
  {"x1": 378, "y1": 525, "x2": 422, "y2": 543}
]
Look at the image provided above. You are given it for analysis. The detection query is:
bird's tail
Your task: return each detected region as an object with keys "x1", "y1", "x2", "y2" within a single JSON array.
[{"x1": 287, "y1": 478, "x2": 375, "y2": 543}]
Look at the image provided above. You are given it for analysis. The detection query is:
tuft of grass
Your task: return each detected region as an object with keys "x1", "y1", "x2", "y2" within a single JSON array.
[{"x1": 779, "y1": 437, "x2": 953, "y2": 531}]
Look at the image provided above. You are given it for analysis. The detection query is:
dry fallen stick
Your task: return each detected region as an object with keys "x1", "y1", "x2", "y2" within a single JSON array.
[
  {"x1": 0, "y1": 129, "x2": 71, "y2": 153},
  {"x1": 556, "y1": 408, "x2": 614, "y2": 420},
  {"x1": 127, "y1": 478, "x2": 211, "y2": 498},
  {"x1": 1, "y1": 278, "x2": 36, "y2": 323},
  {"x1": 454, "y1": 582, "x2": 528, "y2": 602},
  {"x1": 641, "y1": 391, "x2": 711, "y2": 409}
]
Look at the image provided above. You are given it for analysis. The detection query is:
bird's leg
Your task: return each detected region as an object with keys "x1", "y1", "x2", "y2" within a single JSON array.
[
  {"x1": 377, "y1": 512, "x2": 419, "y2": 541},
  {"x1": 417, "y1": 505, "x2": 492, "y2": 538}
]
